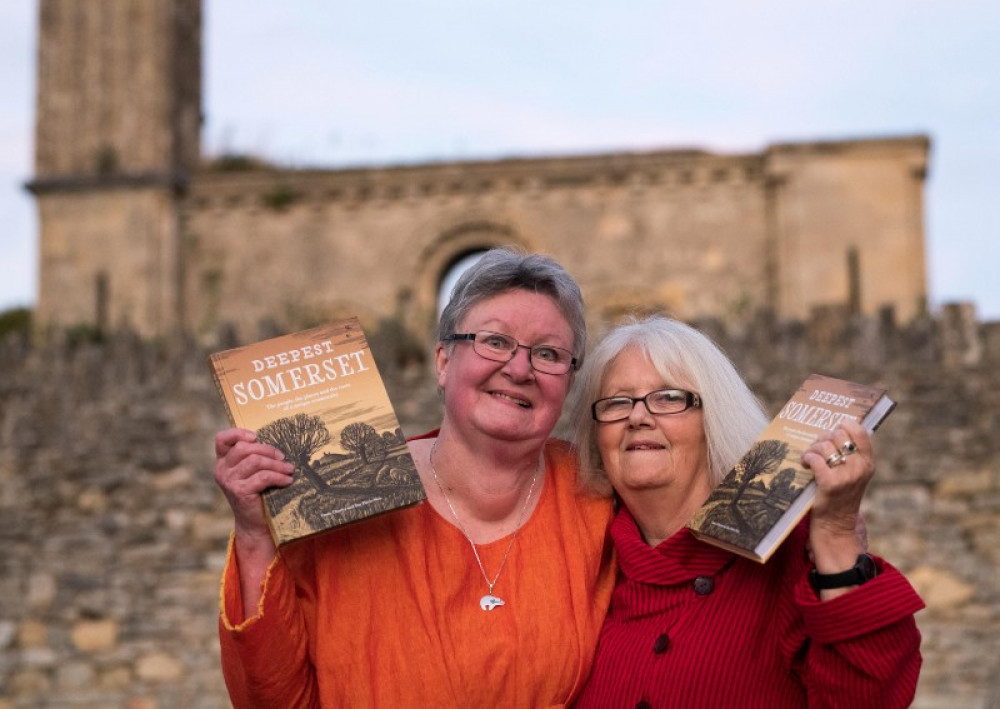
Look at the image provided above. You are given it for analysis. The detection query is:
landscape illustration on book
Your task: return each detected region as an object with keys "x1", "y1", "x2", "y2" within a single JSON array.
[
  {"x1": 688, "y1": 373, "x2": 895, "y2": 561},
  {"x1": 208, "y1": 318, "x2": 427, "y2": 545},
  {"x1": 690, "y1": 437, "x2": 805, "y2": 552}
]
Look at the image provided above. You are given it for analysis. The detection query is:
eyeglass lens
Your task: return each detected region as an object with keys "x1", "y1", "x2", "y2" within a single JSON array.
[
  {"x1": 593, "y1": 389, "x2": 696, "y2": 421},
  {"x1": 473, "y1": 331, "x2": 573, "y2": 373}
]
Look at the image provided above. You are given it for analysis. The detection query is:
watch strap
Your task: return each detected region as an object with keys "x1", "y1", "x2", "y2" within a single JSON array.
[{"x1": 809, "y1": 553, "x2": 877, "y2": 592}]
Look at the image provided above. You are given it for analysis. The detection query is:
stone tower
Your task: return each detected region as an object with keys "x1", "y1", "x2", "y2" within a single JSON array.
[{"x1": 29, "y1": 0, "x2": 201, "y2": 337}]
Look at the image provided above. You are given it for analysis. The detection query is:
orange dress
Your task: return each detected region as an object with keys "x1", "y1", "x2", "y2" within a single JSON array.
[{"x1": 218, "y1": 438, "x2": 616, "y2": 708}]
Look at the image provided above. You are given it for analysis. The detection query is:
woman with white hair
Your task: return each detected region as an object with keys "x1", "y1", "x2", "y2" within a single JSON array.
[{"x1": 572, "y1": 315, "x2": 923, "y2": 707}]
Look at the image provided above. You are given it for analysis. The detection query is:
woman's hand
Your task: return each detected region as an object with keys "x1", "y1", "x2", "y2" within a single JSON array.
[
  {"x1": 801, "y1": 420, "x2": 875, "y2": 587},
  {"x1": 213, "y1": 428, "x2": 295, "y2": 548},
  {"x1": 214, "y1": 428, "x2": 296, "y2": 616}
]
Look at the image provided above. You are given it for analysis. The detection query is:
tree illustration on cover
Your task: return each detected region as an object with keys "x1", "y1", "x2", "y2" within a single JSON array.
[
  {"x1": 256, "y1": 413, "x2": 334, "y2": 512},
  {"x1": 340, "y1": 422, "x2": 387, "y2": 466},
  {"x1": 702, "y1": 439, "x2": 802, "y2": 543}
]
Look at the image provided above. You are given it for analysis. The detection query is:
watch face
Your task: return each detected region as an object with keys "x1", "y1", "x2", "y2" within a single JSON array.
[{"x1": 858, "y1": 553, "x2": 878, "y2": 580}]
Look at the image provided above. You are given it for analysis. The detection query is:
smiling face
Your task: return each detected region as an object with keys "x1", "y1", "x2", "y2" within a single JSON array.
[
  {"x1": 435, "y1": 289, "x2": 575, "y2": 447},
  {"x1": 596, "y1": 346, "x2": 711, "y2": 506}
]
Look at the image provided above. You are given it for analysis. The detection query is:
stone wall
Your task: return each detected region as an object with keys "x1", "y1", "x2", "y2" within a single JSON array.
[
  {"x1": 180, "y1": 136, "x2": 929, "y2": 346},
  {"x1": 1, "y1": 304, "x2": 998, "y2": 708}
]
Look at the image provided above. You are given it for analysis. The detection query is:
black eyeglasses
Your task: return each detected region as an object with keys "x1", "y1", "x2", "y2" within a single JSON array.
[
  {"x1": 442, "y1": 330, "x2": 578, "y2": 375},
  {"x1": 591, "y1": 388, "x2": 701, "y2": 422}
]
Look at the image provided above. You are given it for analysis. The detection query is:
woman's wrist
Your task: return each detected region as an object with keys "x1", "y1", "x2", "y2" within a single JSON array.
[
  {"x1": 809, "y1": 523, "x2": 864, "y2": 574},
  {"x1": 234, "y1": 526, "x2": 277, "y2": 567}
]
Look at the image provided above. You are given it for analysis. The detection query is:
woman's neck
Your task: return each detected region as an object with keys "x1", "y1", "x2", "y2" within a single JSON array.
[
  {"x1": 621, "y1": 483, "x2": 711, "y2": 548},
  {"x1": 413, "y1": 431, "x2": 545, "y2": 541}
]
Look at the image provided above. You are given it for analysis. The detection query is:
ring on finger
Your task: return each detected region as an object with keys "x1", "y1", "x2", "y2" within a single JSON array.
[
  {"x1": 825, "y1": 451, "x2": 846, "y2": 467},
  {"x1": 839, "y1": 439, "x2": 858, "y2": 456}
]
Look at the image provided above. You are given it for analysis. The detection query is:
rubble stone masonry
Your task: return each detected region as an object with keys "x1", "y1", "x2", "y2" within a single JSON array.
[{"x1": 1, "y1": 304, "x2": 998, "y2": 708}]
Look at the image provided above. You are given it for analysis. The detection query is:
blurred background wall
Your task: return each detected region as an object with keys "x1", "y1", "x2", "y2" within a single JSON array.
[{"x1": 1, "y1": 307, "x2": 999, "y2": 707}]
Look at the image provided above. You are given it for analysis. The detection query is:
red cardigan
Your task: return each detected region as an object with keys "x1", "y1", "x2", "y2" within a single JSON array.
[{"x1": 573, "y1": 508, "x2": 924, "y2": 709}]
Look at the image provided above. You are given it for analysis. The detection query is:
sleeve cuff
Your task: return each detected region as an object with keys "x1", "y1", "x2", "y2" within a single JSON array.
[
  {"x1": 219, "y1": 533, "x2": 287, "y2": 633},
  {"x1": 795, "y1": 558, "x2": 925, "y2": 644}
]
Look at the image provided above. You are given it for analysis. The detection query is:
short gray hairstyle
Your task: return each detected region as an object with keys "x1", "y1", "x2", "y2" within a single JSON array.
[
  {"x1": 572, "y1": 315, "x2": 769, "y2": 496},
  {"x1": 438, "y1": 247, "x2": 586, "y2": 365}
]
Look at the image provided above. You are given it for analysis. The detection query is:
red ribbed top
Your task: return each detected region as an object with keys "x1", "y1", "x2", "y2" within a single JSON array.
[{"x1": 573, "y1": 509, "x2": 924, "y2": 709}]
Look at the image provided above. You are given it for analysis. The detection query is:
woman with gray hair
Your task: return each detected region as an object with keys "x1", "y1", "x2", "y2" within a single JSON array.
[
  {"x1": 571, "y1": 315, "x2": 923, "y2": 707},
  {"x1": 213, "y1": 247, "x2": 616, "y2": 707}
]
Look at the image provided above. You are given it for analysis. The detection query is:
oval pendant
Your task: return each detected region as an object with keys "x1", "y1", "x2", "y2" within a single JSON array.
[{"x1": 480, "y1": 594, "x2": 505, "y2": 611}]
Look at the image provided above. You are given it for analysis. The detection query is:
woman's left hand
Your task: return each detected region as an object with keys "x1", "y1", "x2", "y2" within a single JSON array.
[{"x1": 801, "y1": 420, "x2": 875, "y2": 576}]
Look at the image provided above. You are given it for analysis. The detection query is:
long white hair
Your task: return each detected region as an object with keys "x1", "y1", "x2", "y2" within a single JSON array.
[{"x1": 572, "y1": 315, "x2": 769, "y2": 496}]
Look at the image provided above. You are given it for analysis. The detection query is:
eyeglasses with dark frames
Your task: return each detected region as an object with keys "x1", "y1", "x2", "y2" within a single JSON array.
[
  {"x1": 591, "y1": 388, "x2": 702, "y2": 422},
  {"x1": 442, "y1": 330, "x2": 578, "y2": 375}
]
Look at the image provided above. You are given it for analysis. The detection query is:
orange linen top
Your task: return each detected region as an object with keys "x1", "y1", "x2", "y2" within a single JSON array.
[{"x1": 218, "y1": 438, "x2": 616, "y2": 708}]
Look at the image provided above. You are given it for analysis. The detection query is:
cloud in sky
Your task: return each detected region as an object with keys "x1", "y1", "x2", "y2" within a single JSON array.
[{"x1": 2, "y1": 0, "x2": 998, "y2": 318}]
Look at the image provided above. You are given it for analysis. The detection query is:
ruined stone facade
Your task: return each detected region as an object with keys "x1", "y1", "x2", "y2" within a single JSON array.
[{"x1": 29, "y1": 0, "x2": 929, "y2": 346}]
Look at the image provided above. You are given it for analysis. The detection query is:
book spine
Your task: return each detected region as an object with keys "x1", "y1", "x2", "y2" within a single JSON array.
[
  {"x1": 207, "y1": 355, "x2": 241, "y2": 428},
  {"x1": 863, "y1": 397, "x2": 896, "y2": 433}
]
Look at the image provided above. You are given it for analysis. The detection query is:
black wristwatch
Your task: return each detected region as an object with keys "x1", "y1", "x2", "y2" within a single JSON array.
[{"x1": 809, "y1": 553, "x2": 878, "y2": 592}]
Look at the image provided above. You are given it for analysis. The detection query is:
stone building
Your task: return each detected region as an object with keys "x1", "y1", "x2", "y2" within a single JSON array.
[{"x1": 28, "y1": 0, "x2": 929, "y2": 345}]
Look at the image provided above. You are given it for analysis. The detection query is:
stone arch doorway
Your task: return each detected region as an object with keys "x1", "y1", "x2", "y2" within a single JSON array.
[
  {"x1": 437, "y1": 250, "x2": 487, "y2": 318},
  {"x1": 414, "y1": 220, "x2": 537, "y2": 337}
]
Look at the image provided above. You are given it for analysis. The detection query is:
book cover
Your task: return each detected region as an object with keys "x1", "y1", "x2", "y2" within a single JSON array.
[
  {"x1": 208, "y1": 317, "x2": 427, "y2": 546},
  {"x1": 687, "y1": 373, "x2": 895, "y2": 563}
]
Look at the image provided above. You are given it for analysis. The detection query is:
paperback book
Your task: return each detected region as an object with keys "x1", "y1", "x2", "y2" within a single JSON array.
[
  {"x1": 208, "y1": 317, "x2": 426, "y2": 546},
  {"x1": 687, "y1": 373, "x2": 895, "y2": 563}
]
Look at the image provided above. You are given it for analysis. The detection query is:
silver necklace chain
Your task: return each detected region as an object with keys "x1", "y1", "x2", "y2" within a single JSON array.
[{"x1": 429, "y1": 440, "x2": 540, "y2": 604}]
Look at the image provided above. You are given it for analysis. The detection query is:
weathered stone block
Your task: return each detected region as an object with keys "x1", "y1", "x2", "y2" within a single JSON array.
[
  {"x1": 56, "y1": 660, "x2": 96, "y2": 688},
  {"x1": 72, "y1": 619, "x2": 119, "y2": 652},
  {"x1": 26, "y1": 572, "x2": 56, "y2": 611},
  {"x1": 22, "y1": 647, "x2": 57, "y2": 668},
  {"x1": 9, "y1": 668, "x2": 52, "y2": 694},
  {"x1": 936, "y1": 469, "x2": 996, "y2": 497},
  {"x1": 908, "y1": 566, "x2": 976, "y2": 613},
  {"x1": 0, "y1": 620, "x2": 14, "y2": 649},
  {"x1": 17, "y1": 620, "x2": 47, "y2": 649},
  {"x1": 135, "y1": 653, "x2": 183, "y2": 682},
  {"x1": 126, "y1": 697, "x2": 159, "y2": 709},
  {"x1": 150, "y1": 466, "x2": 194, "y2": 492},
  {"x1": 99, "y1": 665, "x2": 132, "y2": 689}
]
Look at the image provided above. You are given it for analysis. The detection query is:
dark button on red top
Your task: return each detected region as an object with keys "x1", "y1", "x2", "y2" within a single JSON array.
[
  {"x1": 636, "y1": 702, "x2": 652, "y2": 709},
  {"x1": 653, "y1": 633, "x2": 670, "y2": 654},
  {"x1": 693, "y1": 575, "x2": 714, "y2": 595}
]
